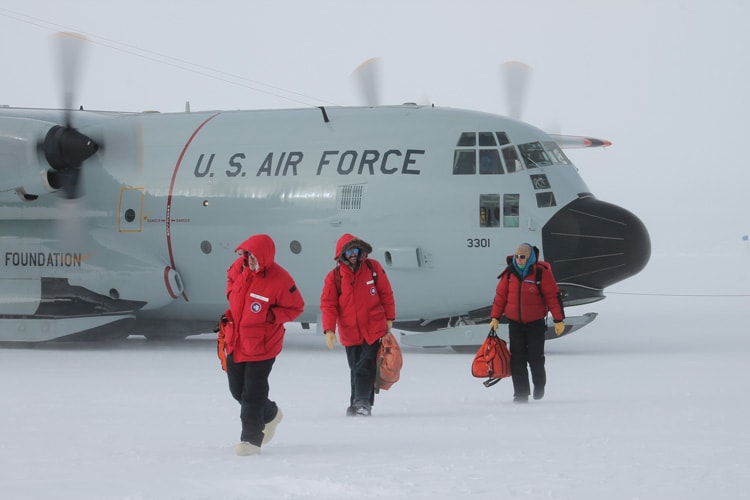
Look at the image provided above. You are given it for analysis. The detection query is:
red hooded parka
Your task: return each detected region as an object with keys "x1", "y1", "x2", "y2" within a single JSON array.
[
  {"x1": 490, "y1": 255, "x2": 564, "y2": 324},
  {"x1": 224, "y1": 234, "x2": 305, "y2": 362},
  {"x1": 320, "y1": 234, "x2": 396, "y2": 347}
]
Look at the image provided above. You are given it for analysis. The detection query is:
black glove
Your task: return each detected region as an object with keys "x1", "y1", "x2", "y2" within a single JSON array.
[{"x1": 213, "y1": 313, "x2": 228, "y2": 333}]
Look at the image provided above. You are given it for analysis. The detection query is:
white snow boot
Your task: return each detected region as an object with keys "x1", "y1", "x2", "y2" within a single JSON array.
[
  {"x1": 262, "y1": 407, "x2": 283, "y2": 444},
  {"x1": 235, "y1": 442, "x2": 261, "y2": 456}
]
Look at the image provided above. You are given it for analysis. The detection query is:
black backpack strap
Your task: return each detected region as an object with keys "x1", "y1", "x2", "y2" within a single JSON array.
[
  {"x1": 365, "y1": 259, "x2": 377, "y2": 285},
  {"x1": 497, "y1": 266, "x2": 511, "y2": 280},
  {"x1": 334, "y1": 260, "x2": 377, "y2": 296},
  {"x1": 535, "y1": 265, "x2": 543, "y2": 292},
  {"x1": 534, "y1": 262, "x2": 566, "y2": 320}
]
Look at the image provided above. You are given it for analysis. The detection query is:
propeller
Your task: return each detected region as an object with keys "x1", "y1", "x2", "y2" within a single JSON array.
[
  {"x1": 501, "y1": 61, "x2": 611, "y2": 149},
  {"x1": 351, "y1": 57, "x2": 383, "y2": 106},
  {"x1": 41, "y1": 33, "x2": 99, "y2": 199},
  {"x1": 348, "y1": 57, "x2": 610, "y2": 149},
  {"x1": 501, "y1": 61, "x2": 532, "y2": 121}
]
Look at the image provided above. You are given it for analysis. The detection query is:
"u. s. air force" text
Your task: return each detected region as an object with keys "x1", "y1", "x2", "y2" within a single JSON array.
[{"x1": 193, "y1": 149, "x2": 425, "y2": 178}]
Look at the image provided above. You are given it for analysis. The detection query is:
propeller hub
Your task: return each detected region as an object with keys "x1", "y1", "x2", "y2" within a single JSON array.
[
  {"x1": 42, "y1": 124, "x2": 99, "y2": 199},
  {"x1": 43, "y1": 125, "x2": 98, "y2": 169}
]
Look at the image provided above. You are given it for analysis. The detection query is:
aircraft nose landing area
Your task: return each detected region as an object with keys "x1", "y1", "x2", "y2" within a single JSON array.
[{"x1": 542, "y1": 196, "x2": 651, "y2": 305}]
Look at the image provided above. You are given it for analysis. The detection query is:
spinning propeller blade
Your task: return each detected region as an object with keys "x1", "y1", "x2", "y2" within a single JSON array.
[
  {"x1": 502, "y1": 61, "x2": 532, "y2": 121},
  {"x1": 55, "y1": 32, "x2": 87, "y2": 127},
  {"x1": 41, "y1": 33, "x2": 99, "y2": 199},
  {"x1": 351, "y1": 57, "x2": 383, "y2": 107}
]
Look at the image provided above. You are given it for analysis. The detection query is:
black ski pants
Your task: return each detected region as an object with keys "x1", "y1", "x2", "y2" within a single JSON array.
[
  {"x1": 345, "y1": 340, "x2": 380, "y2": 407},
  {"x1": 226, "y1": 354, "x2": 278, "y2": 446},
  {"x1": 508, "y1": 318, "x2": 546, "y2": 398}
]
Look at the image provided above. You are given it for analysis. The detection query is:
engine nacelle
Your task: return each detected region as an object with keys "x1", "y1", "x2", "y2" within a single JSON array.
[{"x1": 0, "y1": 116, "x2": 61, "y2": 199}]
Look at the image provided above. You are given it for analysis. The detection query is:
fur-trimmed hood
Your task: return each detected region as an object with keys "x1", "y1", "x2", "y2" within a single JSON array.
[{"x1": 333, "y1": 233, "x2": 373, "y2": 260}]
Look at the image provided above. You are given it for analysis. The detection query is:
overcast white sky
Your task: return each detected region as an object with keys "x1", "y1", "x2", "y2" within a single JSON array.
[{"x1": 2, "y1": 0, "x2": 749, "y2": 255}]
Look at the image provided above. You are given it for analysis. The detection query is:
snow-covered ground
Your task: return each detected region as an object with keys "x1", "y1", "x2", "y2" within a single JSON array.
[{"x1": 1, "y1": 254, "x2": 748, "y2": 499}]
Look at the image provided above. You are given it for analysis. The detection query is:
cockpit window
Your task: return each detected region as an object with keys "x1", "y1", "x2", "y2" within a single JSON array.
[
  {"x1": 479, "y1": 193, "x2": 519, "y2": 228},
  {"x1": 536, "y1": 192, "x2": 556, "y2": 208},
  {"x1": 518, "y1": 142, "x2": 552, "y2": 168},
  {"x1": 503, "y1": 194, "x2": 520, "y2": 227},
  {"x1": 456, "y1": 132, "x2": 476, "y2": 147},
  {"x1": 479, "y1": 150, "x2": 503, "y2": 175},
  {"x1": 453, "y1": 150, "x2": 476, "y2": 174},
  {"x1": 543, "y1": 141, "x2": 571, "y2": 165},
  {"x1": 502, "y1": 145, "x2": 522, "y2": 173},
  {"x1": 479, "y1": 194, "x2": 500, "y2": 227},
  {"x1": 453, "y1": 132, "x2": 549, "y2": 176},
  {"x1": 478, "y1": 132, "x2": 496, "y2": 146}
]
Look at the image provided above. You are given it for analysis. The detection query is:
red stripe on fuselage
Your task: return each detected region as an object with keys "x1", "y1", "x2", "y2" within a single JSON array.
[{"x1": 166, "y1": 112, "x2": 222, "y2": 301}]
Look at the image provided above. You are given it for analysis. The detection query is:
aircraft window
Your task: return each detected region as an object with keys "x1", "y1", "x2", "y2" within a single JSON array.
[
  {"x1": 518, "y1": 142, "x2": 552, "y2": 168},
  {"x1": 453, "y1": 150, "x2": 476, "y2": 175},
  {"x1": 502, "y1": 145, "x2": 523, "y2": 173},
  {"x1": 536, "y1": 192, "x2": 557, "y2": 208},
  {"x1": 479, "y1": 194, "x2": 500, "y2": 227},
  {"x1": 456, "y1": 132, "x2": 476, "y2": 147},
  {"x1": 543, "y1": 141, "x2": 571, "y2": 165},
  {"x1": 479, "y1": 150, "x2": 503, "y2": 175},
  {"x1": 478, "y1": 132, "x2": 496, "y2": 146},
  {"x1": 496, "y1": 132, "x2": 510, "y2": 146},
  {"x1": 530, "y1": 174, "x2": 550, "y2": 190},
  {"x1": 503, "y1": 194, "x2": 520, "y2": 228}
]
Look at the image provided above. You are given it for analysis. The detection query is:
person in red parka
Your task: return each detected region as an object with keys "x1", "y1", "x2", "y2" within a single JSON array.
[
  {"x1": 221, "y1": 234, "x2": 304, "y2": 455},
  {"x1": 489, "y1": 243, "x2": 565, "y2": 404},
  {"x1": 320, "y1": 234, "x2": 396, "y2": 417}
]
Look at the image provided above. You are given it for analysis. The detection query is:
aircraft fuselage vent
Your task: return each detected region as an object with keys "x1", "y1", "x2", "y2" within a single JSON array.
[{"x1": 337, "y1": 184, "x2": 365, "y2": 210}]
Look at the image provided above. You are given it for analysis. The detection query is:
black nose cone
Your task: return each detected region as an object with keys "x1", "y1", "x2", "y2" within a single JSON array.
[{"x1": 542, "y1": 196, "x2": 650, "y2": 301}]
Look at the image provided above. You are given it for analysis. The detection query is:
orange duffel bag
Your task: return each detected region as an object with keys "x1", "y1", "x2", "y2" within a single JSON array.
[
  {"x1": 471, "y1": 329, "x2": 511, "y2": 387},
  {"x1": 375, "y1": 331, "x2": 403, "y2": 393}
]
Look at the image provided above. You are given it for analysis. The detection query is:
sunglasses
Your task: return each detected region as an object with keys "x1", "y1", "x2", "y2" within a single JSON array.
[
  {"x1": 515, "y1": 254, "x2": 528, "y2": 260},
  {"x1": 344, "y1": 248, "x2": 360, "y2": 257}
]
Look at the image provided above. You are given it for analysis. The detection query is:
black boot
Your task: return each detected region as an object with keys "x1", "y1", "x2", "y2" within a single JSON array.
[{"x1": 533, "y1": 386, "x2": 545, "y2": 400}]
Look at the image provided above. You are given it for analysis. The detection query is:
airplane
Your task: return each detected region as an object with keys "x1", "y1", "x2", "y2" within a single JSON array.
[{"x1": 0, "y1": 35, "x2": 650, "y2": 349}]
